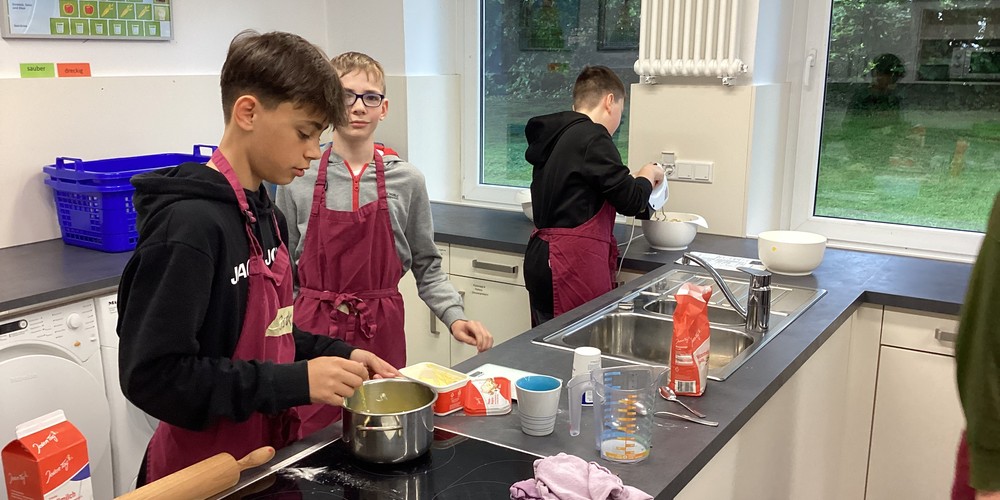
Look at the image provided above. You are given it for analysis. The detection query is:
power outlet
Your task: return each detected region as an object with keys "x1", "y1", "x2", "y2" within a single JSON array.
[{"x1": 665, "y1": 160, "x2": 713, "y2": 183}]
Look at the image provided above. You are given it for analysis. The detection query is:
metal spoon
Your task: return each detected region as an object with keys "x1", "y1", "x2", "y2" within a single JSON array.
[
  {"x1": 654, "y1": 411, "x2": 719, "y2": 427},
  {"x1": 658, "y1": 386, "x2": 707, "y2": 418}
]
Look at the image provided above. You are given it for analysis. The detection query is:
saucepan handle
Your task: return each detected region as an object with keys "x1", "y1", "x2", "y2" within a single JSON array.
[{"x1": 357, "y1": 424, "x2": 403, "y2": 432}]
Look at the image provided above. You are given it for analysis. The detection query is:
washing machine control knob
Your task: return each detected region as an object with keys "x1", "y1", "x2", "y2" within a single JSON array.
[{"x1": 65, "y1": 313, "x2": 82, "y2": 330}]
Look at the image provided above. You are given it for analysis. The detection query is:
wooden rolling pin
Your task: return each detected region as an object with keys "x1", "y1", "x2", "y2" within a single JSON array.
[{"x1": 116, "y1": 446, "x2": 275, "y2": 500}]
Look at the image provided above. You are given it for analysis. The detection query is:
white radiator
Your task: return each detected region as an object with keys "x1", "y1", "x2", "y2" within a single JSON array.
[{"x1": 633, "y1": 0, "x2": 748, "y2": 83}]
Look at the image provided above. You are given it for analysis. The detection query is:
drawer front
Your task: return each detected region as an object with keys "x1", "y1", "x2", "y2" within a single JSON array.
[
  {"x1": 450, "y1": 245, "x2": 524, "y2": 286},
  {"x1": 881, "y1": 306, "x2": 959, "y2": 356},
  {"x1": 437, "y1": 244, "x2": 449, "y2": 274}
]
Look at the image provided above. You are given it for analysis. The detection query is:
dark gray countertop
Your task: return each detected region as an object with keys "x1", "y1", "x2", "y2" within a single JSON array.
[
  {"x1": 0, "y1": 239, "x2": 132, "y2": 314},
  {"x1": 1, "y1": 202, "x2": 973, "y2": 498}
]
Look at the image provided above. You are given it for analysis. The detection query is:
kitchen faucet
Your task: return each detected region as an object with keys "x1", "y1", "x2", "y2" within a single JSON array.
[{"x1": 680, "y1": 253, "x2": 772, "y2": 333}]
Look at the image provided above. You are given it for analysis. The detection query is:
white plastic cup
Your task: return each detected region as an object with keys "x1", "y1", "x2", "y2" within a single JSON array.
[
  {"x1": 572, "y1": 347, "x2": 602, "y2": 406},
  {"x1": 515, "y1": 376, "x2": 562, "y2": 436}
]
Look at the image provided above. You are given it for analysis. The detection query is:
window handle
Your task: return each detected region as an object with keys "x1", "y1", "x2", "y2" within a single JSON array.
[{"x1": 803, "y1": 49, "x2": 817, "y2": 89}]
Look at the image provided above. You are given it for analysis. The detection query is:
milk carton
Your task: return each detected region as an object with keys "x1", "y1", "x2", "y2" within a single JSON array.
[{"x1": 2, "y1": 410, "x2": 93, "y2": 500}]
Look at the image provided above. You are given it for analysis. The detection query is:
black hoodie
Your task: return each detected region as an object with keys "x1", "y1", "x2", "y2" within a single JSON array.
[
  {"x1": 523, "y1": 111, "x2": 653, "y2": 315},
  {"x1": 117, "y1": 163, "x2": 353, "y2": 431}
]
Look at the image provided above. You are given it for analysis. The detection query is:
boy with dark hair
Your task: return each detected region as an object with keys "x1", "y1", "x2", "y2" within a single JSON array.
[
  {"x1": 117, "y1": 31, "x2": 398, "y2": 484},
  {"x1": 277, "y1": 51, "x2": 493, "y2": 438},
  {"x1": 524, "y1": 65, "x2": 664, "y2": 325}
]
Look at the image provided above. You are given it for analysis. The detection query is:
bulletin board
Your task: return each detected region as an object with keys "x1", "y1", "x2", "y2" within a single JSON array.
[{"x1": 2, "y1": 0, "x2": 172, "y2": 40}]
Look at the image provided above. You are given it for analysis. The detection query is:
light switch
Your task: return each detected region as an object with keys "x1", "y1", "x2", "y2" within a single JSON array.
[
  {"x1": 694, "y1": 163, "x2": 712, "y2": 181},
  {"x1": 676, "y1": 163, "x2": 694, "y2": 180}
]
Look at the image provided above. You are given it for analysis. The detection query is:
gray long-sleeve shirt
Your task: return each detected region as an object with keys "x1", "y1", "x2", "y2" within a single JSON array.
[{"x1": 275, "y1": 148, "x2": 466, "y2": 328}]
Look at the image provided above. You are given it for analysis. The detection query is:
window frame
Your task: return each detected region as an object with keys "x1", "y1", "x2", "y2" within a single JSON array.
[
  {"x1": 788, "y1": 0, "x2": 985, "y2": 263},
  {"x1": 460, "y1": 1, "x2": 524, "y2": 206}
]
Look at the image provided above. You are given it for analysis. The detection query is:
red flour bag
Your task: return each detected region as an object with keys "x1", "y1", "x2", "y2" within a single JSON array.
[{"x1": 669, "y1": 282, "x2": 713, "y2": 396}]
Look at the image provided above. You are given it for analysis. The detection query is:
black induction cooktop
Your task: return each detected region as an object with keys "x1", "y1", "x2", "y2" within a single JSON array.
[{"x1": 230, "y1": 429, "x2": 540, "y2": 499}]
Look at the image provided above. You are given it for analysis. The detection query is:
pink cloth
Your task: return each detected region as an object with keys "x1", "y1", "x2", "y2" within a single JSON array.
[{"x1": 509, "y1": 453, "x2": 653, "y2": 500}]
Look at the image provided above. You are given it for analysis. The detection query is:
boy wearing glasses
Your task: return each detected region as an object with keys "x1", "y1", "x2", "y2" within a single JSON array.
[{"x1": 276, "y1": 52, "x2": 493, "y2": 438}]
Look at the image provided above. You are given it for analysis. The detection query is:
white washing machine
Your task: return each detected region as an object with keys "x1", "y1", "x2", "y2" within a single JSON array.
[
  {"x1": 0, "y1": 299, "x2": 113, "y2": 500},
  {"x1": 94, "y1": 293, "x2": 158, "y2": 496}
]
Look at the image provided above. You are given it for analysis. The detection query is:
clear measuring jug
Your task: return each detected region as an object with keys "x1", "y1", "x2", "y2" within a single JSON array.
[{"x1": 567, "y1": 366, "x2": 666, "y2": 463}]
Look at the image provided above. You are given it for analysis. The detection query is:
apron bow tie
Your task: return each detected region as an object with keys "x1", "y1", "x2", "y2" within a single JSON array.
[{"x1": 331, "y1": 293, "x2": 377, "y2": 340}]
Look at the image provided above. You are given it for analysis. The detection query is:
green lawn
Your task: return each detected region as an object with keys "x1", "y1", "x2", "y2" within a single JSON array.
[
  {"x1": 817, "y1": 109, "x2": 1000, "y2": 232},
  {"x1": 483, "y1": 95, "x2": 630, "y2": 187},
  {"x1": 482, "y1": 97, "x2": 999, "y2": 233}
]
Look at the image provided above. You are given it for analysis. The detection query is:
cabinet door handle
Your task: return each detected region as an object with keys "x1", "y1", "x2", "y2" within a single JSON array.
[
  {"x1": 430, "y1": 309, "x2": 439, "y2": 334},
  {"x1": 472, "y1": 259, "x2": 518, "y2": 275},
  {"x1": 934, "y1": 328, "x2": 958, "y2": 345}
]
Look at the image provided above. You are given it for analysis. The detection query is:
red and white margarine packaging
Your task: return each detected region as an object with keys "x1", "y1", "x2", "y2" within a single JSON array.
[
  {"x1": 462, "y1": 377, "x2": 512, "y2": 416},
  {"x1": 399, "y1": 362, "x2": 471, "y2": 416},
  {"x1": 669, "y1": 282, "x2": 713, "y2": 396},
  {"x1": 2, "y1": 409, "x2": 93, "y2": 500}
]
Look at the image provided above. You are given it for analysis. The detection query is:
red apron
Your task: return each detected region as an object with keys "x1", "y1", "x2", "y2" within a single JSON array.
[
  {"x1": 532, "y1": 201, "x2": 619, "y2": 316},
  {"x1": 952, "y1": 431, "x2": 976, "y2": 499},
  {"x1": 143, "y1": 150, "x2": 298, "y2": 483},
  {"x1": 294, "y1": 146, "x2": 406, "y2": 438}
]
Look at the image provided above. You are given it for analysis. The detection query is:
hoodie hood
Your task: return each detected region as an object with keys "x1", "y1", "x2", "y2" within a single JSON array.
[
  {"x1": 131, "y1": 162, "x2": 273, "y2": 233},
  {"x1": 524, "y1": 111, "x2": 591, "y2": 168}
]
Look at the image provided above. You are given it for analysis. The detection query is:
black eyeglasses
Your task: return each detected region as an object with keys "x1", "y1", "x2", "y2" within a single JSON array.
[{"x1": 344, "y1": 92, "x2": 385, "y2": 108}]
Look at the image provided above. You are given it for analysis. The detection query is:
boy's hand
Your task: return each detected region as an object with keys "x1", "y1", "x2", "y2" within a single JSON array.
[
  {"x1": 349, "y1": 349, "x2": 401, "y2": 379},
  {"x1": 636, "y1": 162, "x2": 665, "y2": 186},
  {"x1": 306, "y1": 356, "x2": 369, "y2": 406},
  {"x1": 451, "y1": 319, "x2": 494, "y2": 352}
]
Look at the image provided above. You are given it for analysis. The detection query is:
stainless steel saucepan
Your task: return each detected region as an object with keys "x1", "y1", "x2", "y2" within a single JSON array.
[{"x1": 341, "y1": 378, "x2": 437, "y2": 464}]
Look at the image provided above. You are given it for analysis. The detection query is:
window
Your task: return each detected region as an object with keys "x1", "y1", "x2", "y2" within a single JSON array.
[
  {"x1": 469, "y1": 0, "x2": 640, "y2": 203},
  {"x1": 793, "y1": 0, "x2": 998, "y2": 259}
]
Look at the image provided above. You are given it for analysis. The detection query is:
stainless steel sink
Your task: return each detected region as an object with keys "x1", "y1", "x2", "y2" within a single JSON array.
[{"x1": 534, "y1": 268, "x2": 826, "y2": 380}]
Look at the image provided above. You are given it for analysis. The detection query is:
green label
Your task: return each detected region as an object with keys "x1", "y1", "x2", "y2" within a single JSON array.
[
  {"x1": 135, "y1": 3, "x2": 152, "y2": 20},
  {"x1": 116, "y1": 2, "x2": 135, "y2": 19},
  {"x1": 79, "y1": 1, "x2": 97, "y2": 18},
  {"x1": 126, "y1": 20, "x2": 142, "y2": 36},
  {"x1": 59, "y1": 0, "x2": 79, "y2": 17},
  {"x1": 144, "y1": 21, "x2": 159, "y2": 37},
  {"x1": 20, "y1": 63, "x2": 56, "y2": 78},
  {"x1": 108, "y1": 19, "x2": 126, "y2": 36},
  {"x1": 98, "y1": 1, "x2": 116, "y2": 19},
  {"x1": 152, "y1": 5, "x2": 169, "y2": 22},
  {"x1": 70, "y1": 18, "x2": 89, "y2": 35},
  {"x1": 90, "y1": 19, "x2": 108, "y2": 35},
  {"x1": 49, "y1": 18, "x2": 70, "y2": 35}
]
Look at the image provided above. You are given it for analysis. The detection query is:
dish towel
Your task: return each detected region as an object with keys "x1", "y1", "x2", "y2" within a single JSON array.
[{"x1": 510, "y1": 452, "x2": 653, "y2": 500}]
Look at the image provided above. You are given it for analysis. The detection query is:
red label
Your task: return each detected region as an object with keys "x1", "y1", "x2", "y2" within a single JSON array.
[{"x1": 57, "y1": 63, "x2": 91, "y2": 78}]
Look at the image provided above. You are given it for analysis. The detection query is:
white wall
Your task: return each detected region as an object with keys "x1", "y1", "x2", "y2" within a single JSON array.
[
  {"x1": 626, "y1": 0, "x2": 801, "y2": 237},
  {"x1": 328, "y1": 0, "x2": 462, "y2": 202},
  {"x1": 0, "y1": 1, "x2": 331, "y2": 249}
]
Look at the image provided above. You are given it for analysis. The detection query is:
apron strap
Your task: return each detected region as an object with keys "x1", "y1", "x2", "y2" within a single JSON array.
[
  {"x1": 373, "y1": 149, "x2": 388, "y2": 209},
  {"x1": 310, "y1": 146, "x2": 334, "y2": 218},
  {"x1": 212, "y1": 149, "x2": 266, "y2": 259}
]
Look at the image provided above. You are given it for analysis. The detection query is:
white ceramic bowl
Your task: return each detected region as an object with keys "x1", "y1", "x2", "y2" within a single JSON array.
[
  {"x1": 757, "y1": 230, "x2": 827, "y2": 276},
  {"x1": 641, "y1": 212, "x2": 705, "y2": 250},
  {"x1": 515, "y1": 189, "x2": 533, "y2": 222}
]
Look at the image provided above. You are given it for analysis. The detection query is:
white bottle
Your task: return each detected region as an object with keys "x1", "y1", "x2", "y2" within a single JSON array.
[{"x1": 572, "y1": 347, "x2": 602, "y2": 405}]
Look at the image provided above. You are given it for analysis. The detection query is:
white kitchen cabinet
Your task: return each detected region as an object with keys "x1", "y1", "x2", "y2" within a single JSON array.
[
  {"x1": 677, "y1": 310, "x2": 865, "y2": 500},
  {"x1": 866, "y1": 307, "x2": 963, "y2": 500},
  {"x1": 448, "y1": 245, "x2": 532, "y2": 365},
  {"x1": 401, "y1": 244, "x2": 452, "y2": 367}
]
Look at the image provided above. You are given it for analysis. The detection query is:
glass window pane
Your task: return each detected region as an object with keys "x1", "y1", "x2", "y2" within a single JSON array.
[
  {"x1": 817, "y1": 0, "x2": 1000, "y2": 232},
  {"x1": 482, "y1": 0, "x2": 640, "y2": 188}
]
